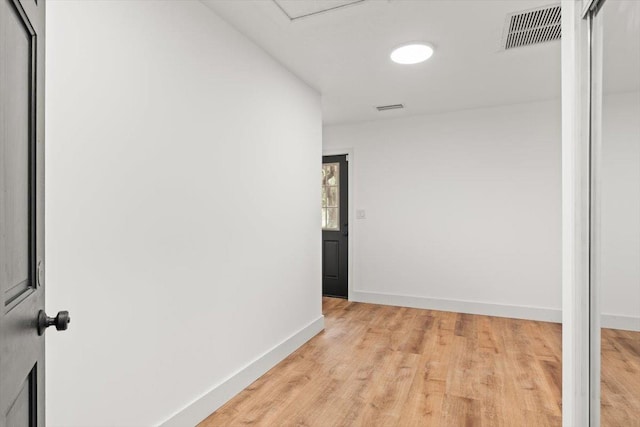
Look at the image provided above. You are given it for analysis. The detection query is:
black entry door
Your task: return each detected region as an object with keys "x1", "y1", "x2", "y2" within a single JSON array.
[
  {"x1": 0, "y1": 1, "x2": 67, "y2": 425},
  {"x1": 322, "y1": 155, "x2": 348, "y2": 298}
]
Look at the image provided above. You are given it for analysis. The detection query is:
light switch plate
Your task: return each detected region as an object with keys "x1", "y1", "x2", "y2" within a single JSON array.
[{"x1": 356, "y1": 209, "x2": 366, "y2": 219}]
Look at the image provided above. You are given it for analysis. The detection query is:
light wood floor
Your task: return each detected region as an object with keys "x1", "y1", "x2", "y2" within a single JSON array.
[
  {"x1": 200, "y1": 298, "x2": 639, "y2": 427},
  {"x1": 601, "y1": 327, "x2": 640, "y2": 426}
]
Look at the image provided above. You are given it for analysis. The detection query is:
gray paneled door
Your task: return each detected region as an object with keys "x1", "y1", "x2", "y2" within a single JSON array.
[{"x1": 0, "y1": 0, "x2": 61, "y2": 425}]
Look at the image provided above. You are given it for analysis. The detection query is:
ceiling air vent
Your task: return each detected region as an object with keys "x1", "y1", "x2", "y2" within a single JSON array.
[
  {"x1": 376, "y1": 104, "x2": 404, "y2": 112},
  {"x1": 503, "y1": 4, "x2": 561, "y2": 50}
]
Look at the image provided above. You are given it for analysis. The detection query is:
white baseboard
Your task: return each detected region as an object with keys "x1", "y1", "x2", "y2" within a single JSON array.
[
  {"x1": 601, "y1": 313, "x2": 640, "y2": 331},
  {"x1": 352, "y1": 291, "x2": 640, "y2": 331},
  {"x1": 159, "y1": 316, "x2": 325, "y2": 427},
  {"x1": 351, "y1": 290, "x2": 563, "y2": 323}
]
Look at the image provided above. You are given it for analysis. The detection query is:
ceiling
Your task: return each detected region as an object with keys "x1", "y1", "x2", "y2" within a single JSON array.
[
  {"x1": 273, "y1": 0, "x2": 366, "y2": 20},
  {"x1": 202, "y1": 0, "x2": 638, "y2": 125}
]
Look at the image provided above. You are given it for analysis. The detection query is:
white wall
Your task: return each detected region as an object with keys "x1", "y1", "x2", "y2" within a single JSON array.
[
  {"x1": 325, "y1": 100, "x2": 563, "y2": 320},
  {"x1": 324, "y1": 94, "x2": 640, "y2": 328},
  {"x1": 45, "y1": 1, "x2": 322, "y2": 426},
  {"x1": 600, "y1": 91, "x2": 640, "y2": 329}
]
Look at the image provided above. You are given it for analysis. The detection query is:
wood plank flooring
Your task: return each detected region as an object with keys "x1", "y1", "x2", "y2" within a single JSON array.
[
  {"x1": 200, "y1": 298, "x2": 639, "y2": 427},
  {"x1": 601, "y1": 327, "x2": 640, "y2": 426}
]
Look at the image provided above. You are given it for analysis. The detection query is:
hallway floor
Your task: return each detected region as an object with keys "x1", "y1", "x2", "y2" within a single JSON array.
[{"x1": 200, "y1": 298, "x2": 639, "y2": 426}]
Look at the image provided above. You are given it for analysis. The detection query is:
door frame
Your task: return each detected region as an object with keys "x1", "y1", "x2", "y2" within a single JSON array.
[
  {"x1": 562, "y1": 0, "x2": 611, "y2": 425},
  {"x1": 561, "y1": 1, "x2": 592, "y2": 425},
  {"x1": 323, "y1": 148, "x2": 354, "y2": 301}
]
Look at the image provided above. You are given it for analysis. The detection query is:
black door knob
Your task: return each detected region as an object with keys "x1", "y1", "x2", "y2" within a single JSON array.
[{"x1": 37, "y1": 310, "x2": 70, "y2": 335}]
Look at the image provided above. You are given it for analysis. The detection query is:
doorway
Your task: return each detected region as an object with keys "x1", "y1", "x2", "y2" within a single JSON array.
[{"x1": 322, "y1": 155, "x2": 348, "y2": 298}]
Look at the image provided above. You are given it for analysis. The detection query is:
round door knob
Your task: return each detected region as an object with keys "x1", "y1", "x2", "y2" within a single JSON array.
[{"x1": 37, "y1": 310, "x2": 71, "y2": 336}]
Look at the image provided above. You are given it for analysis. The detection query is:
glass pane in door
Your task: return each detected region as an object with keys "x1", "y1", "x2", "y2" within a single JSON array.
[{"x1": 322, "y1": 163, "x2": 340, "y2": 231}]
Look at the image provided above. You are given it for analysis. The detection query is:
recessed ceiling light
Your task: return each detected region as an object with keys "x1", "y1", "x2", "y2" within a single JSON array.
[{"x1": 390, "y1": 43, "x2": 434, "y2": 65}]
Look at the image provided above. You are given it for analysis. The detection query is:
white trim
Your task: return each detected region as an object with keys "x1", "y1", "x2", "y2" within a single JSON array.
[
  {"x1": 351, "y1": 290, "x2": 562, "y2": 323},
  {"x1": 322, "y1": 147, "x2": 355, "y2": 301},
  {"x1": 601, "y1": 314, "x2": 640, "y2": 332},
  {"x1": 581, "y1": 0, "x2": 604, "y2": 18},
  {"x1": 589, "y1": 7, "x2": 604, "y2": 425},
  {"x1": 352, "y1": 290, "x2": 640, "y2": 331},
  {"x1": 561, "y1": 1, "x2": 592, "y2": 426},
  {"x1": 158, "y1": 316, "x2": 325, "y2": 427}
]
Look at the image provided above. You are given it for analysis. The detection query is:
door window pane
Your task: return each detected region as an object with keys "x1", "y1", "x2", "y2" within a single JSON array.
[
  {"x1": 326, "y1": 187, "x2": 338, "y2": 207},
  {"x1": 327, "y1": 208, "x2": 339, "y2": 230},
  {"x1": 322, "y1": 163, "x2": 340, "y2": 231}
]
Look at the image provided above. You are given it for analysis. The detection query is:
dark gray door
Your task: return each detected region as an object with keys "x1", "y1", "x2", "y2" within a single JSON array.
[
  {"x1": 322, "y1": 155, "x2": 348, "y2": 298},
  {"x1": 0, "y1": 1, "x2": 63, "y2": 425}
]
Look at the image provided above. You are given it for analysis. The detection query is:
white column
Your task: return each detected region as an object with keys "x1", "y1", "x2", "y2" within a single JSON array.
[{"x1": 561, "y1": 1, "x2": 592, "y2": 426}]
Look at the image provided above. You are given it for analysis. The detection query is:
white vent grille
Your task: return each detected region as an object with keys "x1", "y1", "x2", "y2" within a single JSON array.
[
  {"x1": 376, "y1": 104, "x2": 404, "y2": 111},
  {"x1": 503, "y1": 5, "x2": 561, "y2": 50}
]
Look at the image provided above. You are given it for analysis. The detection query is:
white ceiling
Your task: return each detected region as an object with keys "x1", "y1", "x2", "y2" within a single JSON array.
[
  {"x1": 274, "y1": 0, "x2": 366, "y2": 20},
  {"x1": 202, "y1": 0, "x2": 638, "y2": 125}
]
